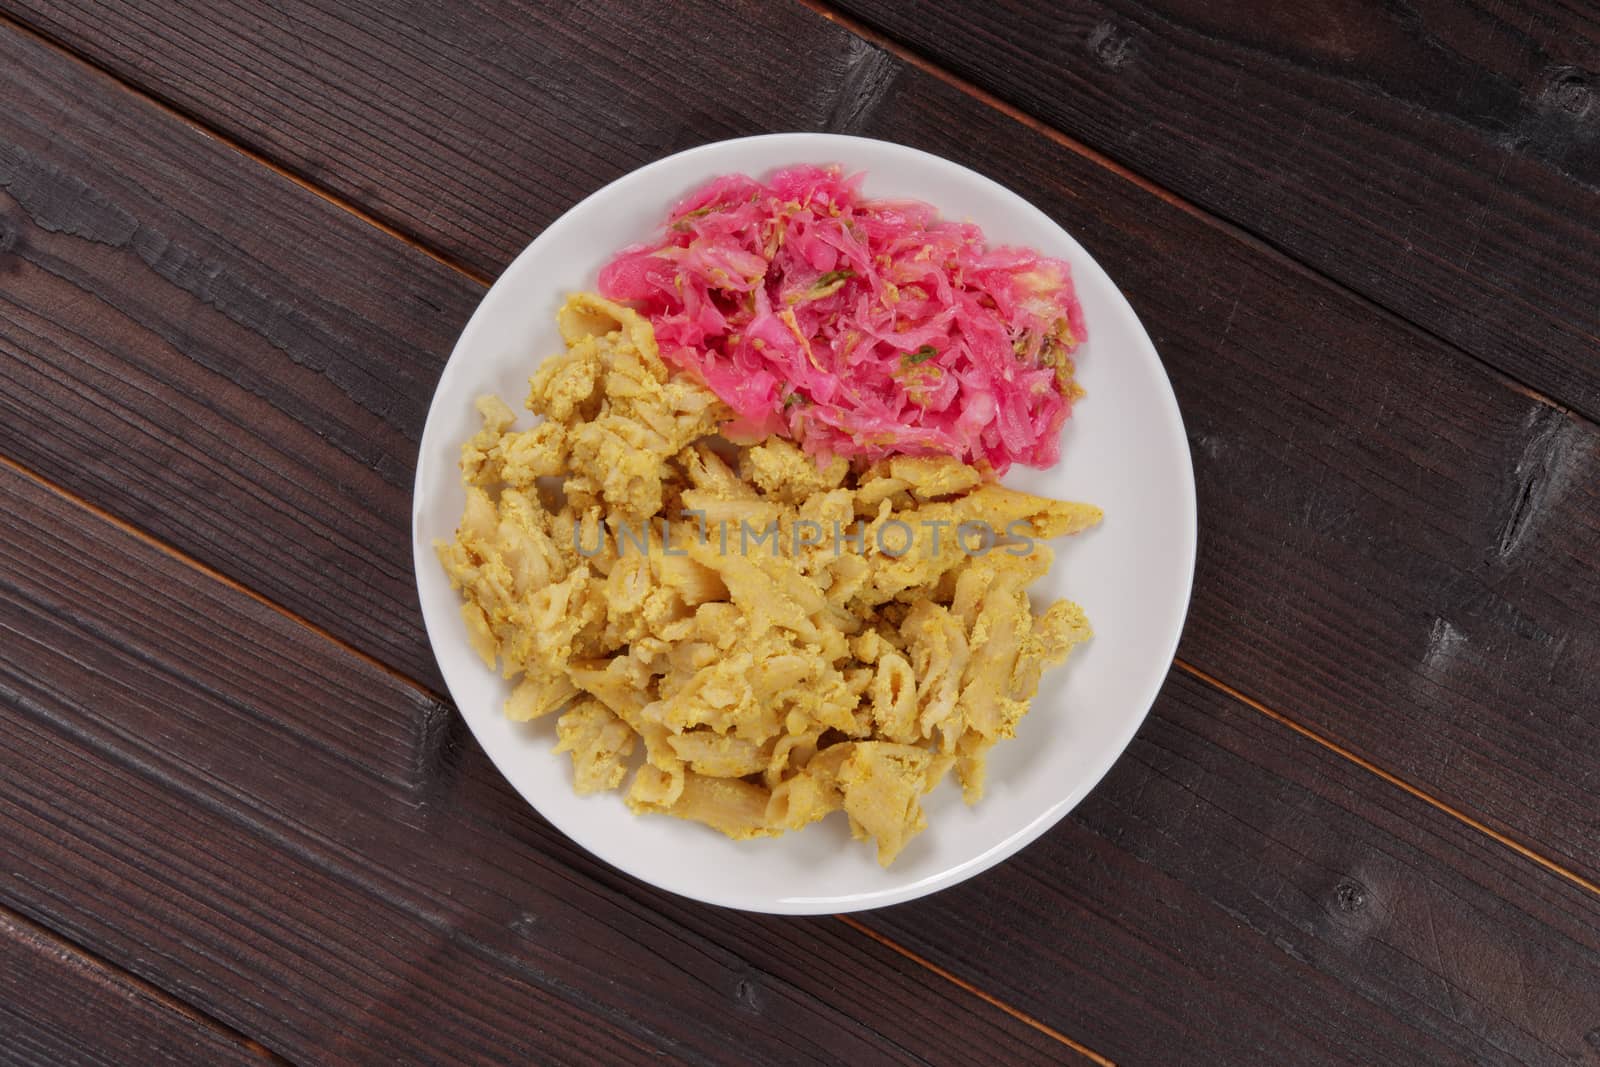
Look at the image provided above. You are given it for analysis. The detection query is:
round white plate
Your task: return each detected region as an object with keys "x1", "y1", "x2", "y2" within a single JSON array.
[{"x1": 413, "y1": 133, "x2": 1195, "y2": 914}]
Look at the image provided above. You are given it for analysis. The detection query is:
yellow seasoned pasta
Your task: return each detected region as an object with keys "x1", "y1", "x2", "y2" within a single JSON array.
[{"x1": 437, "y1": 293, "x2": 1101, "y2": 865}]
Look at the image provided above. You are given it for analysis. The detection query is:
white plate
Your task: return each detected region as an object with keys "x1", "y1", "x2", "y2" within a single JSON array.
[{"x1": 413, "y1": 133, "x2": 1195, "y2": 914}]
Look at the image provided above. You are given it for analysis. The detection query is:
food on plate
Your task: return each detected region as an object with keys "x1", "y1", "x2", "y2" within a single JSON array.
[
  {"x1": 437, "y1": 293, "x2": 1101, "y2": 865},
  {"x1": 599, "y1": 165, "x2": 1086, "y2": 473}
]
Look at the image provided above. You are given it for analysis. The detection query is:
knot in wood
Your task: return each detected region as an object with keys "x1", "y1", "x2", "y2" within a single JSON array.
[
  {"x1": 1333, "y1": 877, "x2": 1368, "y2": 914},
  {"x1": 1087, "y1": 22, "x2": 1134, "y2": 71},
  {"x1": 0, "y1": 210, "x2": 19, "y2": 256},
  {"x1": 734, "y1": 976, "x2": 764, "y2": 1015},
  {"x1": 1542, "y1": 67, "x2": 1594, "y2": 119}
]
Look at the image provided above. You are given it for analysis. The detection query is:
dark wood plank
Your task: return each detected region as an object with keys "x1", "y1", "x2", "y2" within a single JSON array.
[
  {"x1": 6, "y1": 8, "x2": 1593, "y2": 1067},
  {"x1": 0, "y1": 463, "x2": 1086, "y2": 1066},
  {"x1": 873, "y1": 669, "x2": 1600, "y2": 1067},
  {"x1": 9, "y1": 461, "x2": 1600, "y2": 1064},
  {"x1": 0, "y1": 19, "x2": 475, "y2": 691},
  {"x1": 0, "y1": 908, "x2": 266, "y2": 1067},
  {"x1": 848, "y1": 0, "x2": 1600, "y2": 426},
  {"x1": 13, "y1": 0, "x2": 1600, "y2": 425},
  {"x1": 0, "y1": 6, "x2": 1596, "y2": 886},
  {"x1": 0, "y1": 8, "x2": 1582, "y2": 1067}
]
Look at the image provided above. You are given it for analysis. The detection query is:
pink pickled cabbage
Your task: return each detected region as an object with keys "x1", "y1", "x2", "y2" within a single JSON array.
[{"x1": 599, "y1": 165, "x2": 1086, "y2": 472}]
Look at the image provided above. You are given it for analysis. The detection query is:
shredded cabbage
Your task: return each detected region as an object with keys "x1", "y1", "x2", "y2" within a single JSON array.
[{"x1": 599, "y1": 165, "x2": 1086, "y2": 472}]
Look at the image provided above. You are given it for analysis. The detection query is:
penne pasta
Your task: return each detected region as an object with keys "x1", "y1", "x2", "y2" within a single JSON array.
[{"x1": 438, "y1": 294, "x2": 1100, "y2": 866}]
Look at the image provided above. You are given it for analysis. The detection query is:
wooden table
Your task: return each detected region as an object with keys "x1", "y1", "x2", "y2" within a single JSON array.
[{"x1": 2, "y1": 2, "x2": 1597, "y2": 1063}]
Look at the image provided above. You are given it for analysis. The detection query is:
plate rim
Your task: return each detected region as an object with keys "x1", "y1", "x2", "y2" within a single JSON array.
[{"x1": 412, "y1": 132, "x2": 1197, "y2": 914}]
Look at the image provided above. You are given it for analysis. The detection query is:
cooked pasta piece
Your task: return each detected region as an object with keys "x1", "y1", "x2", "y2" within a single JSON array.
[
  {"x1": 838, "y1": 742, "x2": 935, "y2": 866},
  {"x1": 437, "y1": 294, "x2": 1100, "y2": 865},
  {"x1": 554, "y1": 699, "x2": 637, "y2": 794},
  {"x1": 631, "y1": 771, "x2": 779, "y2": 840}
]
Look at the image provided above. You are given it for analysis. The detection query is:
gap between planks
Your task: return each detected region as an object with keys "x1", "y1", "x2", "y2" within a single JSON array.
[
  {"x1": 793, "y1": 0, "x2": 1594, "y2": 417},
  {"x1": 839, "y1": 916, "x2": 1117, "y2": 1066},
  {"x1": 0, "y1": 452, "x2": 440, "y2": 706},
  {"x1": 1175, "y1": 660, "x2": 1600, "y2": 901},
  {"x1": 19, "y1": 418, "x2": 1595, "y2": 1057},
  {"x1": 6, "y1": 0, "x2": 1595, "y2": 902},
  {"x1": 0, "y1": 899, "x2": 291, "y2": 1063},
  {"x1": 0, "y1": 11, "x2": 493, "y2": 290},
  {"x1": 2, "y1": 5, "x2": 1598, "y2": 1056},
  {"x1": 0, "y1": 441, "x2": 1105, "y2": 1067}
]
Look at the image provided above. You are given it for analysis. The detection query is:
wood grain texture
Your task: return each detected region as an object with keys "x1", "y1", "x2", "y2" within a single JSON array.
[
  {"x1": 0, "y1": 908, "x2": 266, "y2": 1067},
  {"x1": 9, "y1": 460, "x2": 1600, "y2": 1065},
  {"x1": 3, "y1": 3, "x2": 1596, "y2": 1065},
  {"x1": 875, "y1": 668, "x2": 1600, "y2": 1066},
  {"x1": 829, "y1": 0, "x2": 1600, "y2": 425},
  {"x1": 0, "y1": 462, "x2": 1084, "y2": 1067},
  {"x1": 14, "y1": 0, "x2": 1600, "y2": 427},
  {"x1": 0, "y1": 6, "x2": 1596, "y2": 882},
  {"x1": 0, "y1": 20, "x2": 477, "y2": 691}
]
